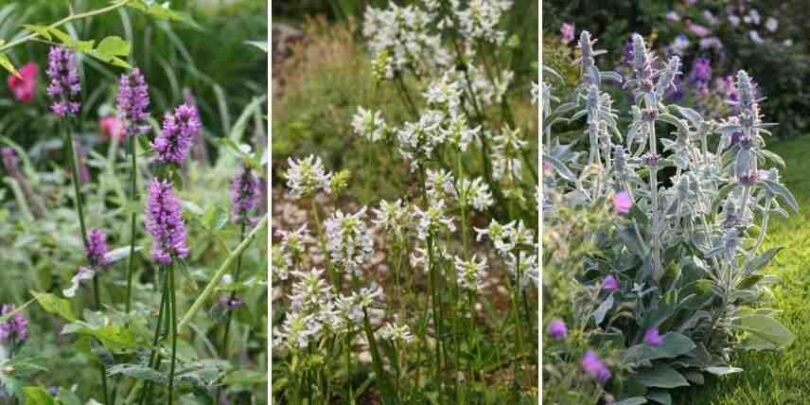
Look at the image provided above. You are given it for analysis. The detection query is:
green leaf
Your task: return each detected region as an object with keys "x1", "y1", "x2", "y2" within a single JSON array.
[
  {"x1": 634, "y1": 364, "x2": 689, "y2": 388},
  {"x1": 623, "y1": 332, "x2": 696, "y2": 365},
  {"x1": 761, "y1": 179, "x2": 799, "y2": 213},
  {"x1": 733, "y1": 314, "x2": 795, "y2": 349},
  {"x1": 744, "y1": 247, "x2": 781, "y2": 275},
  {"x1": 222, "y1": 369, "x2": 267, "y2": 385},
  {"x1": 96, "y1": 36, "x2": 131, "y2": 56},
  {"x1": 22, "y1": 24, "x2": 52, "y2": 41},
  {"x1": 647, "y1": 390, "x2": 672, "y2": 405},
  {"x1": 22, "y1": 386, "x2": 55, "y2": 405},
  {"x1": 107, "y1": 364, "x2": 166, "y2": 384},
  {"x1": 0, "y1": 53, "x2": 18, "y2": 77},
  {"x1": 593, "y1": 293, "x2": 614, "y2": 325},
  {"x1": 61, "y1": 323, "x2": 137, "y2": 352},
  {"x1": 31, "y1": 291, "x2": 76, "y2": 322}
]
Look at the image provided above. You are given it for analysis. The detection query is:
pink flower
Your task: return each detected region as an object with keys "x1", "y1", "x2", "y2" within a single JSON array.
[
  {"x1": 99, "y1": 116, "x2": 125, "y2": 142},
  {"x1": 581, "y1": 350, "x2": 611, "y2": 383},
  {"x1": 7, "y1": 62, "x2": 38, "y2": 104},
  {"x1": 613, "y1": 190, "x2": 633, "y2": 214},
  {"x1": 548, "y1": 319, "x2": 567, "y2": 340},
  {"x1": 560, "y1": 22, "x2": 575, "y2": 44},
  {"x1": 601, "y1": 275, "x2": 619, "y2": 291},
  {"x1": 644, "y1": 328, "x2": 664, "y2": 346}
]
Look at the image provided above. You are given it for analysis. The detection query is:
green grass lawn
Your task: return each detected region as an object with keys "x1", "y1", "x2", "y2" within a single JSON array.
[{"x1": 677, "y1": 135, "x2": 810, "y2": 404}]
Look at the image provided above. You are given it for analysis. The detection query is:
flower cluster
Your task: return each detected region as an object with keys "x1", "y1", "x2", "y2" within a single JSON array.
[
  {"x1": 0, "y1": 304, "x2": 28, "y2": 343},
  {"x1": 284, "y1": 155, "x2": 331, "y2": 198},
  {"x1": 152, "y1": 103, "x2": 201, "y2": 164},
  {"x1": 324, "y1": 208, "x2": 374, "y2": 276},
  {"x1": 145, "y1": 179, "x2": 189, "y2": 264},
  {"x1": 46, "y1": 46, "x2": 81, "y2": 117},
  {"x1": 116, "y1": 68, "x2": 151, "y2": 137},
  {"x1": 230, "y1": 164, "x2": 261, "y2": 225},
  {"x1": 362, "y1": 3, "x2": 450, "y2": 79}
]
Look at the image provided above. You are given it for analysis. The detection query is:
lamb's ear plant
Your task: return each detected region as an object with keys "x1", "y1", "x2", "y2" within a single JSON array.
[{"x1": 543, "y1": 30, "x2": 797, "y2": 403}]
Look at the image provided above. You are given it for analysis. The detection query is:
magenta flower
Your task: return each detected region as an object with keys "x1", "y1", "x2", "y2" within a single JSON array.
[
  {"x1": 145, "y1": 179, "x2": 189, "y2": 264},
  {"x1": 613, "y1": 190, "x2": 633, "y2": 214},
  {"x1": 644, "y1": 327, "x2": 664, "y2": 346},
  {"x1": 45, "y1": 46, "x2": 81, "y2": 117},
  {"x1": 152, "y1": 103, "x2": 201, "y2": 165},
  {"x1": 560, "y1": 22, "x2": 575, "y2": 44},
  {"x1": 581, "y1": 350, "x2": 611, "y2": 383},
  {"x1": 0, "y1": 304, "x2": 28, "y2": 342},
  {"x1": 116, "y1": 68, "x2": 151, "y2": 137},
  {"x1": 230, "y1": 164, "x2": 261, "y2": 225},
  {"x1": 86, "y1": 228, "x2": 108, "y2": 268},
  {"x1": 548, "y1": 319, "x2": 567, "y2": 340},
  {"x1": 601, "y1": 275, "x2": 619, "y2": 291},
  {"x1": 7, "y1": 62, "x2": 38, "y2": 104}
]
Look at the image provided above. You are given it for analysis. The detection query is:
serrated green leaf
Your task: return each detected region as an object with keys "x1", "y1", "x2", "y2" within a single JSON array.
[
  {"x1": 108, "y1": 364, "x2": 166, "y2": 384},
  {"x1": 96, "y1": 36, "x2": 131, "y2": 56},
  {"x1": 31, "y1": 291, "x2": 76, "y2": 322}
]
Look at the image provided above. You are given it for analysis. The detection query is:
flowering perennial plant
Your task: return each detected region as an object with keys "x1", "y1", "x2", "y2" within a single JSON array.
[
  {"x1": 273, "y1": 0, "x2": 538, "y2": 402},
  {"x1": 543, "y1": 30, "x2": 797, "y2": 403},
  {"x1": 0, "y1": 2, "x2": 268, "y2": 403}
]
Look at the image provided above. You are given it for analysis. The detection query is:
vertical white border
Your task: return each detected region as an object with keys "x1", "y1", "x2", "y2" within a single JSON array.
[{"x1": 537, "y1": 0, "x2": 543, "y2": 403}]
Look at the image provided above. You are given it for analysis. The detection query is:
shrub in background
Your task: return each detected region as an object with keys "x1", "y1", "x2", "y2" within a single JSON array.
[{"x1": 544, "y1": 0, "x2": 810, "y2": 138}]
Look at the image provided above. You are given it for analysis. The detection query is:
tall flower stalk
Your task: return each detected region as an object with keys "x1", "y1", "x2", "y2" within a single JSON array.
[
  {"x1": 46, "y1": 45, "x2": 110, "y2": 404},
  {"x1": 117, "y1": 67, "x2": 151, "y2": 313},
  {"x1": 140, "y1": 103, "x2": 198, "y2": 403},
  {"x1": 221, "y1": 163, "x2": 260, "y2": 358}
]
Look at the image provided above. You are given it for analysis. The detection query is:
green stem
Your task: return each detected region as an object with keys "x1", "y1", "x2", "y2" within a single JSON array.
[
  {"x1": 178, "y1": 215, "x2": 267, "y2": 331},
  {"x1": 221, "y1": 222, "x2": 247, "y2": 359},
  {"x1": 64, "y1": 119, "x2": 109, "y2": 403},
  {"x1": 138, "y1": 268, "x2": 169, "y2": 405},
  {"x1": 125, "y1": 135, "x2": 138, "y2": 313},
  {"x1": 168, "y1": 263, "x2": 178, "y2": 405}
]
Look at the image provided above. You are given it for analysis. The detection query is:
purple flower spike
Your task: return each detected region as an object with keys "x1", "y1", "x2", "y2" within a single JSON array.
[
  {"x1": 581, "y1": 350, "x2": 611, "y2": 383},
  {"x1": 601, "y1": 275, "x2": 619, "y2": 291},
  {"x1": 152, "y1": 103, "x2": 201, "y2": 165},
  {"x1": 45, "y1": 46, "x2": 81, "y2": 117},
  {"x1": 548, "y1": 319, "x2": 567, "y2": 340},
  {"x1": 645, "y1": 328, "x2": 664, "y2": 346},
  {"x1": 86, "y1": 228, "x2": 108, "y2": 268},
  {"x1": 230, "y1": 164, "x2": 261, "y2": 225},
  {"x1": 0, "y1": 304, "x2": 28, "y2": 343},
  {"x1": 145, "y1": 179, "x2": 188, "y2": 264},
  {"x1": 116, "y1": 68, "x2": 151, "y2": 137}
]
